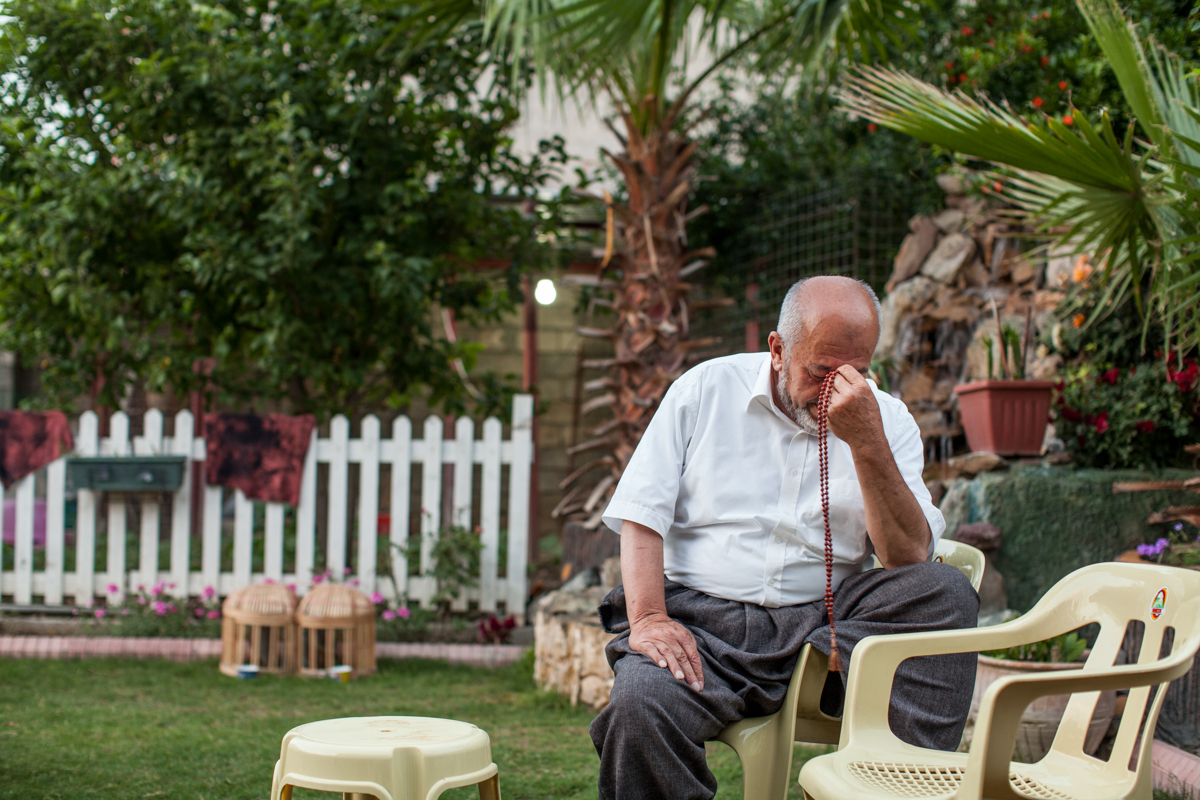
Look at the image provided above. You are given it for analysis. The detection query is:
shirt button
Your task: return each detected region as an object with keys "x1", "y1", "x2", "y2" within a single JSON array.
[
  {"x1": 774, "y1": 535, "x2": 784, "y2": 544},
  {"x1": 790, "y1": 469, "x2": 798, "y2": 476}
]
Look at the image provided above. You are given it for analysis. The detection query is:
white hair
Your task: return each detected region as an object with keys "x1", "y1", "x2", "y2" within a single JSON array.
[{"x1": 777, "y1": 276, "x2": 882, "y2": 349}]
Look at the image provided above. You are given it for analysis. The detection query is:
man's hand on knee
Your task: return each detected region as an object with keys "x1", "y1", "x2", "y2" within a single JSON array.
[{"x1": 629, "y1": 612, "x2": 705, "y2": 692}]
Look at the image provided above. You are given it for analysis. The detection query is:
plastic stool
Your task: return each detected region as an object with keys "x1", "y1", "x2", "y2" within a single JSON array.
[{"x1": 269, "y1": 716, "x2": 500, "y2": 800}]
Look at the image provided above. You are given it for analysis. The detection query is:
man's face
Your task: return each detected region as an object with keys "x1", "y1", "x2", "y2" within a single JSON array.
[{"x1": 768, "y1": 323, "x2": 874, "y2": 422}]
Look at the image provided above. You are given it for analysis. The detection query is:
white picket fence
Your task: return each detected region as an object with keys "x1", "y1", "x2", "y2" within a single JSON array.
[{"x1": 0, "y1": 395, "x2": 533, "y2": 614}]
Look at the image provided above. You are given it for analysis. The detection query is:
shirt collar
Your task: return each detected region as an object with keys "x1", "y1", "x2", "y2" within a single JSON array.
[{"x1": 748, "y1": 355, "x2": 799, "y2": 426}]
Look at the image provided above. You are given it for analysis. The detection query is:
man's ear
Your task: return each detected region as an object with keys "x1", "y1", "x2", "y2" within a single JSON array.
[{"x1": 767, "y1": 331, "x2": 785, "y2": 371}]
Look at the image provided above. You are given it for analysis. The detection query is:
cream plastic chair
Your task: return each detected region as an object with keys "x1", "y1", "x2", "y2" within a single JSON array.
[
  {"x1": 269, "y1": 716, "x2": 501, "y2": 800},
  {"x1": 715, "y1": 538, "x2": 986, "y2": 800},
  {"x1": 798, "y1": 561, "x2": 1200, "y2": 800}
]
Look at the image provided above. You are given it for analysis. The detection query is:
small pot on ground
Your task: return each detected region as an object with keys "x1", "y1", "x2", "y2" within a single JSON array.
[{"x1": 954, "y1": 379, "x2": 1054, "y2": 456}]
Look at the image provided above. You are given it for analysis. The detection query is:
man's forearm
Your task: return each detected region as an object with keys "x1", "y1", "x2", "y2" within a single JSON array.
[
  {"x1": 620, "y1": 520, "x2": 669, "y2": 623},
  {"x1": 851, "y1": 445, "x2": 931, "y2": 568}
]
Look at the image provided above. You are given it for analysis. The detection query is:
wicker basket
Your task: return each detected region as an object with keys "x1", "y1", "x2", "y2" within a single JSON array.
[
  {"x1": 295, "y1": 583, "x2": 377, "y2": 678},
  {"x1": 219, "y1": 583, "x2": 298, "y2": 677}
]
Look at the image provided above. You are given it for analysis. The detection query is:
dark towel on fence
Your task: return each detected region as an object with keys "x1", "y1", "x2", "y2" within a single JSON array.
[
  {"x1": 0, "y1": 410, "x2": 74, "y2": 488},
  {"x1": 204, "y1": 413, "x2": 316, "y2": 506}
]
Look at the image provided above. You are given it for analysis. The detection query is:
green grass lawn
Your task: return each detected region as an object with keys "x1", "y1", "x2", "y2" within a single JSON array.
[{"x1": 0, "y1": 655, "x2": 828, "y2": 799}]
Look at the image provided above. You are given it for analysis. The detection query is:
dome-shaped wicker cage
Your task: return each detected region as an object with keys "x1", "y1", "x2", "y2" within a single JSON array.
[
  {"x1": 295, "y1": 583, "x2": 376, "y2": 677},
  {"x1": 219, "y1": 583, "x2": 298, "y2": 677}
]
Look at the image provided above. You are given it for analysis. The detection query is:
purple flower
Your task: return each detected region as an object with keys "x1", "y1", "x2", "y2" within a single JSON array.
[
  {"x1": 1175, "y1": 523, "x2": 1185, "y2": 532},
  {"x1": 1137, "y1": 543, "x2": 1154, "y2": 557},
  {"x1": 398, "y1": 607, "x2": 411, "y2": 619},
  {"x1": 382, "y1": 609, "x2": 396, "y2": 621},
  {"x1": 94, "y1": 609, "x2": 106, "y2": 619},
  {"x1": 207, "y1": 610, "x2": 220, "y2": 620},
  {"x1": 106, "y1": 583, "x2": 119, "y2": 594},
  {"x1": 202, "y1": 586, "x2": 216, "y2": 599},
  {"x1": 1154, "y1": 538, "x2": 1170, "y2": 555},
  {"x1": 370, "y1": 592, "x2": 385, "y2": 605}
]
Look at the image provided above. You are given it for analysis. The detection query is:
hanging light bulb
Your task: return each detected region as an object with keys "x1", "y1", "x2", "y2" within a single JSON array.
[{"x1": 534, "y1": 278, "x2": 557, "y2": 306}]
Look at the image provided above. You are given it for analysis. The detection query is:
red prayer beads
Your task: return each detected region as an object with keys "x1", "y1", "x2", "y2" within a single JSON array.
[{"x1": 816, "y1": 371, "x2": 843, "y2": 673}]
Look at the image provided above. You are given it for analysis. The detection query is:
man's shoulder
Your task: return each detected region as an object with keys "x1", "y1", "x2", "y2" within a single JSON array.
[
  {"x1": 679, "y1": 352, "x2": 767, "y2": 390},
  {"x1": 869, "y1": 380, "x2": 921, "y2": 436}
]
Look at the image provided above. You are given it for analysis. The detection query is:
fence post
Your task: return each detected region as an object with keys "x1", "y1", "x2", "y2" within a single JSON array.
[
  {"x1": 170, "y1": 410, "x2": 194, "y2": 597},
  {"x1": 74, "y1": 412, "x2": 99, "y2": 605},
  {"x1": 106, "y1": 412, "x2": 130, "y2": 601},
  {"x1": 506, "y1": 394, "x2": 534, "y2": 615},
  {"x1": 357, "y1": 414, "x2": 381, "y2": 595}
]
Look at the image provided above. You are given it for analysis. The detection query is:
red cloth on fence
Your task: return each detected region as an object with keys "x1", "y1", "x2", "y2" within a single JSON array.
[
  {"x1": 0, "y1": 410, "x2": 74, "y2": 488},
  {"x1": 204, "y1": 413, "x2": 316, "y2": 506}
]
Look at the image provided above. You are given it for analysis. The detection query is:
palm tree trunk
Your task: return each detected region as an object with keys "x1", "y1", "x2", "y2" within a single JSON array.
[{"x1": 559, "y1": 109, "x2": 714, "y2": 528}]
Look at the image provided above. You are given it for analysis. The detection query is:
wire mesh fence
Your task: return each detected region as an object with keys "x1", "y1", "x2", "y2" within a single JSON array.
[{"x1": 691, "y1": 174, "x2": 923, "y2": 358}]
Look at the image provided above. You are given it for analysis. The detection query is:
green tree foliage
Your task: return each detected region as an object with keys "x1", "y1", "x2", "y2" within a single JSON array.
[{"x1": 0, "y1": 0, "x2": 564, "y2": 417}]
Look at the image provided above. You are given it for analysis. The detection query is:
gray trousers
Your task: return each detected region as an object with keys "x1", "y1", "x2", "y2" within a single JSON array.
[{"x1": 589, "y1": 561, "x2": 979, "y2": 800}]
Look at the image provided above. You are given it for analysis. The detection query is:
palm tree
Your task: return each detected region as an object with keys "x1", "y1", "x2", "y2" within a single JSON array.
[
  {"x1": 423, "y1": 0, "x2": 911, "y2": 526},
  {"x1": 840, "y1": 0, "x2": 1200, "y2": 358}
]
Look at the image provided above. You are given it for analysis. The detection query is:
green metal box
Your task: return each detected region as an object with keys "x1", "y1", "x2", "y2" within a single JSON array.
[{"x1": 67, "y1": 456, "x2": 187, "y2": 492}]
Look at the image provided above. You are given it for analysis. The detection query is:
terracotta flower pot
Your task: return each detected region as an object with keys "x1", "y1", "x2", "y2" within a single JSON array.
[
  {"x1": 967, "y1": 654, "x2": 1116, "y2": 762},
  {"x1": 954, "y1": 380, "x2": 1054, "y2": 456}
]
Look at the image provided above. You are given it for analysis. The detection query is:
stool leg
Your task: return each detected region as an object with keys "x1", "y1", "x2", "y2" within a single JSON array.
[
  {"x1": 342, "y1": 794, "x2": 378, "y2": 800},
  {"x1": 280, "y1": 786, "x2": 293, "y2": 800},
  {"x1": 478, "y1": 774, "x2": 501, "y2": 800}
]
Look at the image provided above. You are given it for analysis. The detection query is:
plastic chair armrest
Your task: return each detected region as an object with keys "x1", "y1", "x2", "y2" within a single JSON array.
[{"x1": 964, "y1": 657, "x2": 1197, "y2": 798}]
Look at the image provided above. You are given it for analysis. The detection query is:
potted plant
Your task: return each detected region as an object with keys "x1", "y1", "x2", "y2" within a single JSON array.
[
  {"x1": 955, "y1": 307, "x2": 1054, "y2": 456},
  {"x1": 966, "y1": 626, "x2": 1117, "y2": 762}
]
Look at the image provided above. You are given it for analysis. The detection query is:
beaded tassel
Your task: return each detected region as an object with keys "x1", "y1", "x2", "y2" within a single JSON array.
[{"x1": 816, "y1": 372, "x2": 843, "y2": 673}]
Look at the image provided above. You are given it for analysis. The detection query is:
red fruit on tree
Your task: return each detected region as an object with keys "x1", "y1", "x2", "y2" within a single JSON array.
[
  {"x1": 1063, "y1": 115, "x2": 1074, "y2": 125},
  {"x1": 945, "y1": 61, "x2": 954, "y2": 70},
  {"x1": 962, "y1": 25, "x2": 973, "y2": 35},
  {"x1": 1040, "y1": 55, "x2": 1050, "y2": 66},
  {"x1": 986, "y1": 15, "x2": 995, "y2": 24},
  {"x1": 867, "y1": 123, "x2": 878, "y2": 132},
  {"x1": 993, "y1": 180, "x2": 1003, "y2": 192},
  {"x1": 1042, "y1": 11, "x2": 1050, "y2": 18},
  {"x1": 1058, "y1": 80, "x2": 1068, "y2": 90},
  {"x1": 1023, "y1": 44, "x2": 1032, "y2": 53},
  {"x1": 959, "y1": 73, "x2": 967, "y2": 83},
  {"x1": 1033, "y1": 96, "x2": 1044, "y2": 108}
]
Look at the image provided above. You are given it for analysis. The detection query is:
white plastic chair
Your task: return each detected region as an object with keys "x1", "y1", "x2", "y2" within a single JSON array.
[
  {"x1": 714, "y1": 538, "x2": 986, "y2": 800},
  {"x1": 798, "y1": 561, "x2": 1200, "y2": 800}
]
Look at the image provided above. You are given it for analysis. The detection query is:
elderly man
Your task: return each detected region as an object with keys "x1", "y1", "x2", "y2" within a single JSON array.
[{"x1": 589, "y1": 276, "x2": 977, "y2": 800}]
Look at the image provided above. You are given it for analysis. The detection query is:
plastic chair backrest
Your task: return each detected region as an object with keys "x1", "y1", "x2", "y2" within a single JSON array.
[
  {"x1": 1034, "y1": 562, "x2": 1200, "y2": 769},
  {"x1": 870, "y1": 538, "x2": 986, "y2": 592}
]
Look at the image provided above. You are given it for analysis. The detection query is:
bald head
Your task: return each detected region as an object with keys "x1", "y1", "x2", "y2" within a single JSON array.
[{"x1": 777, "y1": 276, "x2": 881, "y2": 352}]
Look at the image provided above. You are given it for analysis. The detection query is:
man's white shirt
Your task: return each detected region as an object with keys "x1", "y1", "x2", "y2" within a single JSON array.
[{"x1": 602, "y1": 352, "x2": 945, "y2": 608}]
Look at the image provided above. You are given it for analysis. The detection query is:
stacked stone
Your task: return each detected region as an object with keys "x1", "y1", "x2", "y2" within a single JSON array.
[{"x1": 876, "y1": 172, "x2": 1073, "y2": 451}]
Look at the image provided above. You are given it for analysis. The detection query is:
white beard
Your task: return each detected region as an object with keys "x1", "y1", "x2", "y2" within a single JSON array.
[{"x1": 776, "y1": 366, "x2": 821, "y2": 436}]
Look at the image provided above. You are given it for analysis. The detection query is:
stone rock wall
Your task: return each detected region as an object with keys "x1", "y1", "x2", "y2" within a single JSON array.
[
  {"x1": 532, "y1": 557, "x2": 622, "y2": 710},
  {"x1": 877, "y1": 172, "x2": 1074, "y2": 451}
]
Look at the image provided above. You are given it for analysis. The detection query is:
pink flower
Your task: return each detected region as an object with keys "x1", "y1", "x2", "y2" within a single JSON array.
[
  {"x1": 154, "y1": 601, "x2": 168, "y2": 616},
  {"x1": 207, "y1": 610, "x2": 220, "y2": 620},
  {"x1": 398, "y1": 607, "x2": 411, "y2": 619},
  {"x1": 286, "y1": 584, "x2": 296, "y2": 593},
  {"x1": 167, "y1": 603, "x2": 177, "y2": 613},
  {"x1": 370, "y1": 591, "x2": 385, "y2": 604},
  {"x1": 1099, "y1": 368, "x2": 1119, "y2": 385},
  {"x1": 1094, "y1": 411, "x2": 1109, "y2": 434},
  {"x1": 382, "y1": 609, "x2": 397, "y2": 621},
  {"x1": 72, "y1": 608, "x2": 79, "y2": 616},
  {"x1": 106, "y1": 583, "x2": 119, "y2": 594},
  {"x1": 195, "y1": 607, "x2": 206, "y2": 617},
  {"x1": 151, "y1": 581, "x2": 165, "y2": 597},
  {"x1": 264, "y1": 578, "x2": 276, "y2": 584},
  {"x1": 344, "y1": 567, "x2": 352, "y2": 575},
  {"x1": 137, "y1": 596, "x2": 148, "y2": 605},
  {"x1": 348, "y1": 578, "x2": 360, "y2": 586},
  {"x1": 202, "y1": 586, "x2": 216, "y2": 599},
  {"x1": 121, "y1": 609, "x2": 130, "y2": 616},
  {"x1": 94, "y1": 609, "x2": 107, "y2": 619},
  {"x1": 312, "y1": 573, "x2": 325, "y2": 584}
]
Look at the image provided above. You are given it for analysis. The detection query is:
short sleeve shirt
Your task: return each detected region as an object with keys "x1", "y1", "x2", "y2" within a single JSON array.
[{"x1": 601, "y1": 352, "x2": 944, "y2": 607}]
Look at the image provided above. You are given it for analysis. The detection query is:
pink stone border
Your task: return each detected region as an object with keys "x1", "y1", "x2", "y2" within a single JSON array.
[
  {"x1": 1154, "y1": 740, "x2": 1200, "y2": 800},
  {"x1": 0, "y1": 636, "x2": 526, "y2": 668}
]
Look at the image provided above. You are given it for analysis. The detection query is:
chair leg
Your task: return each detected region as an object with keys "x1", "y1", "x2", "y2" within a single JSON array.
[
  {"x1": 478, "y1": 773, "x2": 501, "y2": 800},
  {"x1": 279, "y1": 786, "x2": 293, "y2": 800},
  {"x1": 738, "y1": 746, "x2": 792, "y2": 800}
]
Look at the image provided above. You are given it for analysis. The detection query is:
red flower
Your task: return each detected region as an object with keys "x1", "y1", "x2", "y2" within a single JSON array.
[
  {"x1": 962, "y1": 26, "x2": 973, "y2": 35},
  {"x1": 959, "y1": 73, "x2": 967, "y2": 83},
  {"x1": 1058, "y1": 80, "x2": 1068, "y2": 90},
  {"x1": 1042, "y1": 11, "x2": 1050, "y2": 19},
  {"x1": 1135, "y1": 420, "x2": 1156, "y2": 434},
  {"x1": 1061, "y1": 407, "x2": 1082, "y2": 422},
  {"x1": 1040, "y1": 55, "x2": 1050, "y2": 67},
  {"x1": 1053, "y1": 381, "x2": 1066, "y2": 392},
  {"x1": 1062, "y1": 115, "x2": 1074, "y2": 126},
  {"x1": 945, "y1": 61, "x2": 955, "y2": 70},
  {"x1": 993, "y1": 180, "x2": 1003, "y2": 193},
  {"x1": 867, "y1": 123, "x2": 878, "y2": 132},
  {"x1": 1023, "y1": 44, "x2": 1032, "y2": 53},
  {"x1": 1033, "y1": 97, "x2": 1045, "y2": 108},
  {"x1": 1094, "y1": 412, "x2": 1109, "y2": 434},
  {"x1": 1099, "y1": 368, "x2": 1119, "y2": 386},
  {"x1": 1170, "y1": 362, "x2": 1199, "y2": 393}
]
